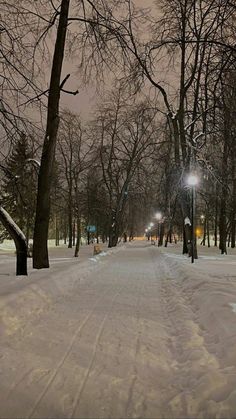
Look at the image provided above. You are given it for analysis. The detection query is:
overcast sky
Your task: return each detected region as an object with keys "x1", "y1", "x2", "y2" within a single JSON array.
[{"x1": 60, "y1": 0, "x2": 158, "y2": 119}]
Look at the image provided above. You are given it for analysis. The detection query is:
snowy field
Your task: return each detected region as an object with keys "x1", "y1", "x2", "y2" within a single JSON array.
[{"x1": 0, "y1": 240, "x2": 236, "y2": 418}]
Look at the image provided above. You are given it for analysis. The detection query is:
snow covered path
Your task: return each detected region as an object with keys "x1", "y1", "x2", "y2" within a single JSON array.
[{"x1": 1, "y1": 241, "x2": 236, "y2": 418}]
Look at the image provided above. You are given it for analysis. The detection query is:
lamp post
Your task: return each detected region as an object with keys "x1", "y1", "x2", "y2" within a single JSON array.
[
  {"x1": 155, "y1": 212, "x2": 162, "y2": 245},
  {"x1": 187, "y1": 174, "x2": 199, "y2": 263},
  {"x1": 149, "y1": 222, "x2": 154, "y2": 241},
  {"x1": 200, "y1": 214, "x2": 206, "y2": 246}
]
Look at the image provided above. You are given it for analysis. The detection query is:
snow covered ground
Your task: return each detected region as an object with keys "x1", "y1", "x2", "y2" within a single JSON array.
[{"x1": 0, "y1": 240, "x2": 236, "y2": 418}]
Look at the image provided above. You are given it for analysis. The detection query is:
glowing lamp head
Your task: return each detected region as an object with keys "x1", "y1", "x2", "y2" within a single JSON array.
[
  {"x1": 187, "y1": 174, "x2": 198, "y2": 186},
  {"x1": 155, "y1": 212, "x2": 162, "y2": 220}
]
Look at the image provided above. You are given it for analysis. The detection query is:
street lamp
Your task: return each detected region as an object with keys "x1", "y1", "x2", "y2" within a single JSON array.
[
  {"x1": 155, "y1": 212, "x2": 162, "y2": 244},
  {"x1": 187, "y1": 173, "x2": 199, "y2": 263},
  {"x1": 149, "y1": 223, "x2": 154, "y2": 241},
  {"x1": 155, "y1": 212, "x2": 162, "y2": 220},
  {"x1": 187, "y1": 174, "x2": 198, "y2": 187}
]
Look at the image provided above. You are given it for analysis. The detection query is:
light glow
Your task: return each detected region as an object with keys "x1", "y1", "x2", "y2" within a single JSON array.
[
  {"x1": 155, "y1": 212, "x2": 162, "y2": 220},
  {"x1": 187, "y1": 174, "x2": 199, "y2": 186}
]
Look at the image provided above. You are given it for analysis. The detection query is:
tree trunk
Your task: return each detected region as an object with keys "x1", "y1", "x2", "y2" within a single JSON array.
[
  {"x1": 231, "y1": 169, "x2": 236, "y2": 248},
  {"x1": 179, "y1": 188, "x2": 195, "y2": 256},
  {"x1": 228, "y1": 231, "x2": 231, "y2": 248},
  {"x1": 108, "y1": 211, "x2": 116, "y2": 248},
  {"x1": 108, "y1": 229, "x2": 117, "y2": 247},
  {"x1": 72, "y1": 218, "x2": 76, "y2": 246},
  {"x1": 164, "y1": 225, "x2": 173, "y2": 247},
  {"x1": 182, "y1": 222, "x2": 189, "y2": 254},
  {"x1": 202, "y1": 216, "x2": 206, "y2": 246},
  {"x1": 108, "y1": 223, "x2": 119, "y2": 247},
  {"x1": 181, "y1": 189, "x2": 197, "y2": 259},
  {"x1": 231, "y1": 218, "x2": 236, "y2": 248},
  {"x1": 219, "y1": 193, "x2": 227, "y2": 254},
  {"x1": 33, "y1": 0, "x2": 70, "y2": 269},
  {"x1": 74, "y1": 216, "x2": 81, "y2": 257},
  {"x1": 55, "y1": 215, "x2": 60, "y2": 246},
  {"x1": 164, "y1": 230, "x2": 169, "y2": 247},
  {"x1": 26, "y1": 216, "x2": 30, "y2": 246},
  {"x1": 96, "y1": 224, "x2": 99, "y2": 244},
  {"x1": 0, "y1": 207, "x2": 27, "y2": 276},
  {"x1": 207, "y1": 212, "x2": 210, "y2": 247},
  {"x1": 63, "y1": 224, "x2": 67, "y2": 244},
  {"x1": 158, "y1": 223, "x2": 164, "y2": 246},
  {"x1": 219, "y1": 143, "x2": 228, "y2": 255},
  {"x1": 214, "y1": 192, "x2": 218, "y2": 247},
  {"x1": 68, "y1": 202, "x2": 73, "y2": 248}
]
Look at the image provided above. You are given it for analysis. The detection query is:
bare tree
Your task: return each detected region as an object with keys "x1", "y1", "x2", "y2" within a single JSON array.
[
  {"x1": 92, "y1": 89, "x2": 160, "y2": 247},
  {"x1": 57, "y1": 110, "x2": 95, "y2": 252}
]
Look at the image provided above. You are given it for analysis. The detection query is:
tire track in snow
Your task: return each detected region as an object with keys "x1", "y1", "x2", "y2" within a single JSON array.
[
  {"x1": 70, "y1": 248, "x2": 149, "y2": 419},
  {"x1": 69, "y1": 287, "x2": 122, "y2": 418},
  {"x1": 6, "y1": 368, "x2": 34, "y2": 400},
  {"x1": 149, "y1": 248, "x2": 188, "y2": 415},
  {"x1": 27, "y1": 285, "x2": 119, "y2": 419},
  {"x1": 124, "y1": 266, "x2": 145, "y2": 418}
]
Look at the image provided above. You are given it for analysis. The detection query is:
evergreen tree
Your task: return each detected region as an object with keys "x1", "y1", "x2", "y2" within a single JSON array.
[{"x1": 2, "y1": 133, "x2": 37, "y2": 243}]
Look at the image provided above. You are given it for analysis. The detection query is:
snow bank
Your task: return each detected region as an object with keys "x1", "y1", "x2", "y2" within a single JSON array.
[
  {"x1": 158, "y1": 245, "x2": 236, "y2": 417},
  {"x1": 0, "y1": 245, "x2": 125, "y2": 337}
]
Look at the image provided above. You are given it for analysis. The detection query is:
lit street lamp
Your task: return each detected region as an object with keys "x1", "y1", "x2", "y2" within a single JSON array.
[
  {"x1": 155, "y1": 212, "x2": 162, "y2": 245},
  {"x1": 149, "y1": 223, "x2": 154, "y2": 241},
  {"x1": 187, "y1": 174, "x2": 198, "y2": 187},
  {"x1": 155, "y1": 212, "x2": 162, "y2": 220},
  {"x1": 187, "y1": 173, "x2": 199, "y2": 263}
]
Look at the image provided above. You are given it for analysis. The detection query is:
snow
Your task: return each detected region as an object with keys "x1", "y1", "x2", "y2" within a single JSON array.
[
  {"x1": 170, "y1": 111, "x2": 177, "y2": 120},
  {"x1": 184, "y1": 216, "x2": 191, "y2": 225},
  {"x1": 1, "y1": 240, "x2": 236, "y2": 417},
  {"x1": 193, "y1": 131, "x2": 204, "y2": 143},
  {"x1": 0, "y1": 207, "x2": 27, "y2": 243},
  {"x1": 25, "y1": 158, "x2": 41, "y2": 167},
  {"x1": 229, "y1": 303, "x2": 236, "y2": 313}
]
